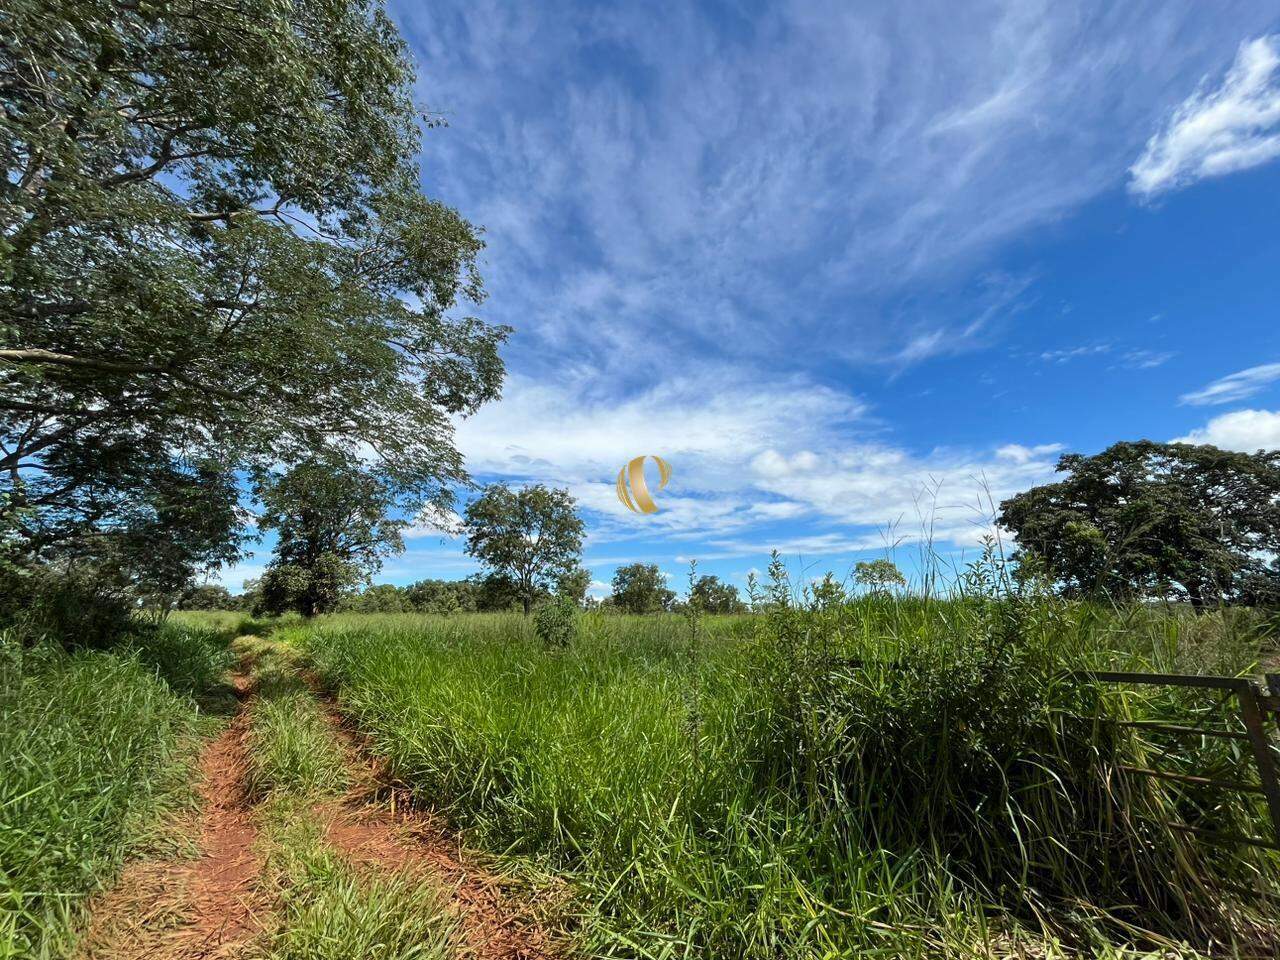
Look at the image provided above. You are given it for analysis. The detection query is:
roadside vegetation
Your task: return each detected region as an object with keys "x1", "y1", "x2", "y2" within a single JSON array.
[
  {"x1": 0, "y1": 621, "x2": 233, "y2": 957},
  {"x1": 296, "y1": 562, "x2": 1280, "y2": 959}
]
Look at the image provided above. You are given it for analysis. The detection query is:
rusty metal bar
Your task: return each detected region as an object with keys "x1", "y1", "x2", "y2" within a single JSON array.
[
  {"x1": 1114, "y1": 763, "x2": 1264, "y2": 795},
  {"x1": 1113, "y1": 720, "x2": 1250, "y2": 741},
  {"x1": 1236, "y1": 680, "x2": 1280, "y2": 847},
  {"x1": 1074, "y1": 670, "x2": 1249, "y2": 692},
  {"x1": 1265, "y1": 673, "x2": 1280, "y2": 736},
  {"x1": 1161, "y1": 821, "x2": 1280, "y2": 852}
]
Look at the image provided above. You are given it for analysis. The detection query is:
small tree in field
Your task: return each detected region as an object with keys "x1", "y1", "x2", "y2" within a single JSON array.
[
  {"x1": 855, "y1": 559, "x2": 906, "y2": 594},
  {"x1": 611, "y1": 563, "x2": 676, "y2": 614},
  {"x1": 255, "y1": 461, "x2": 407, "y2": 617},
  {"x1": 179, "y1": 584, "x2": 234, "y2": 611},
  {"x1": 463, "y1": 485, "x2": 584, "y2": 615},
  {"x1": 556, "y1": 566, "x2": 592, "y2": 606},
  {"x1": 689, "y1": 575, "x2": 745, "y2": 614}
]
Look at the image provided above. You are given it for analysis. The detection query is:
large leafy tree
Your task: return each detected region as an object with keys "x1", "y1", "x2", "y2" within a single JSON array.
[
  {"x1": 611, "y1": 563, "x2": 676, "y2": 614},
  {"x1": 255, "y1": 460, "x2": 407, "y2": 617},
  {"x1": 463, "y1": 485, "x2": 584, "y2": 615},
  {"x1": 999, "y1": 441, "x2": 1280, "y2": 607},
  {"x1": 1, "y1": 0, "x2": 506, "y2": 590},
  {"x1": 689, "y1": 574, "x2": 744, "y2": 614}
]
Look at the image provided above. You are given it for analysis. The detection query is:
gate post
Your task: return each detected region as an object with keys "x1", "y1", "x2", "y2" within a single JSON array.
[{"x1": 1238, "y1": 679, "x2": 1280, "y2": 846}]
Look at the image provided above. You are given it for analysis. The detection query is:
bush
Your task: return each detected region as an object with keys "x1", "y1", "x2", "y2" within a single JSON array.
[
  {"x1": 0, "y1": 630, "x2": 208, "y2": 955},
  {"x1": 0, "y1": 567, "x2": 136, "y2": 650},
  {"x1": 301, "y1": 578, "x2": 1278, "y2": 956},
  {"x1": 534, "y1": 597, "x2": 578, "y2": 649}
]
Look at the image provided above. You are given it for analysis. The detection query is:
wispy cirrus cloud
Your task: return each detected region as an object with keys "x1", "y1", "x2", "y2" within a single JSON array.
[
  {"x1": 1180, "y1": 362, "x2": 1280, "y2": 405},
  {"x1": 1131, "y1": 35, "x2": 1280, "y2": 197},
  {"x1": 401, "y1": 1, "x2": 1274, "y2": 383}
]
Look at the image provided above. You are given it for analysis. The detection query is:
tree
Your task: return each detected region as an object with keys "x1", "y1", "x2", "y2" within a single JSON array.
[
  {"x1": 255, "y1": 461, "x2": 406, "y2": 617},
  {"x1": 854, "y1": 559, "x2": 907, "y2": 594},
  {"x1": 999, "y1": 441, "x2": 1280, "y2": 608},
  {"x1": 556, "y1": 566, "x2": 593, "y2": 606},
  {"x1": 178, "y1": 584, "x2": 234, "y2": 611},
  {"x1": 611, "y1": 563, "x2": 676, "y2": 614},
  {"x1": 2, "y1": 0, "x2": 506, "y2": 595},
  {"x1": 404, "y1": 578, "x2": 478, "y2": 614},
  {"x1": 689, "y1": 574, "x2": 744, "y2": 614},
  {"x1": 339, "y1": 583, "x2": 410, "y2": 614},
  {"x1": 463, "y1": 485, "x2": 584, "y2": 615},
  {"x1": 468, "y1": 572, "x2": 530, "y2": 612}
]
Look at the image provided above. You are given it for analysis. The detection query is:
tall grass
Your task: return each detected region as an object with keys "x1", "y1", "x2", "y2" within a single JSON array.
[
  {"x1": 299, "y1": 578, "x2": 1279, "y2": 958},
  {"x1": 0, "y1": 623, "x2": 231, "y2": 957},
  {"x1": 243, "y1": 645, "x2": 348, "y2": 800},
  {"x1": 242, "y1": 638, "x2": 460, "y2": 960}
]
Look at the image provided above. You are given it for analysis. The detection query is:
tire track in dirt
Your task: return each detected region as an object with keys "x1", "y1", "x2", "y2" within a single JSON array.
[
  {"x1": 79, "y1": 671, "x2": 267, "y2": 960},
  {"x1": 305, "y1": 674, "x2": 564, "y2": 960}
]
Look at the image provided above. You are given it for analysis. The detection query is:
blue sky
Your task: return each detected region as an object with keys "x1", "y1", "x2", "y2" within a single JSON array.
[{"x1": 223, "y1": 1, "x2": 1280, "y2": 598}]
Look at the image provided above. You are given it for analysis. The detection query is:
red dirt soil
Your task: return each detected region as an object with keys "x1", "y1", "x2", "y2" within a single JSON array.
[
  {"x1": 83, "y1": 660, "x2": 559, "y2": 960},
  {"x1": 312, "y1": 691, "x2": 563, "y2": 960},
  {"x1": 78, "y1": 675, "x2": 266, "y2": 960}
]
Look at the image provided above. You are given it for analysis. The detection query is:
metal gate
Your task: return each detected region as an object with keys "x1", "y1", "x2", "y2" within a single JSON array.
[{"x1": 1073, "y1": 670, "x2": 1280, "y2": 851}]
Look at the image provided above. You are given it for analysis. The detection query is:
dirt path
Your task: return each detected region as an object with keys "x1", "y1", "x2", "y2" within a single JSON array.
[
  {"x1": 79, "y1": 674, "x2": 265, "y2": 960},
  {"x1": 311, "y1": 688, "x2": 563, "y2": 960},
  {"x1": 80, "y1": 644, "x2": 562, "y2": 960}
]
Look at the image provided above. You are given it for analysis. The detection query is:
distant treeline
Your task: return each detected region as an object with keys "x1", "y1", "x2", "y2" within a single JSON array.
[
  {"x1": 181, "y1": 576, "x2": 523, "y2": 615},
  {"x1": 182, "y1": 563, "x2": 759, "y2": 616}
]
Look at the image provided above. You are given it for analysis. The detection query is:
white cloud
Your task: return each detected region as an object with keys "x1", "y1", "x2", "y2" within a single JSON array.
[
  {"x1": 1039, "y1": 344, "x2": 1110, "y2": 363},
  {"x1": 1179, "y1": 362, "x2": 1280, "y2": 405},
  {"x1": 452, "y1": 373, "x2": 1061, "y2": 551},
  {"x1": 1175, "y1": 408, "x2": 1280, "y2": 451},
  {"x1": 1130, "y1": 35, "x2": 1280, "y2": 197},
  {"x1": 404, "y1": 503, "x2": 464, "y2": 539},
  {"x1": 1121, "y1": 349, "x2": 1175, "y2": 370},
  {"x1": 996, "y1": 443, "x2": 1064, "y2": 464}
]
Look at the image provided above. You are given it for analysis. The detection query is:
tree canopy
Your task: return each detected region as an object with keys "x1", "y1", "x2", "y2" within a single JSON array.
[
  {"x1": 1, "y1": 0, "x2": 506, "y2": 606},
  {"x1": 999, "y1": 441, "x2": 1280, "y2": 607},
  {"x1": 689, "y1": 574, "x2": 744, "y2": 614},
  {"x1": 255, "y1": 460, "x2": 407, "y2": 617},
  {"x1": 610, "y1": 563, "x2": 676, "y2": 614},
  {"x1": 463, "y1": 485, "x2": 584, "y2": 615},
  {"x1": 854, "y1": 559, "x2": 906, "y2": 594}
]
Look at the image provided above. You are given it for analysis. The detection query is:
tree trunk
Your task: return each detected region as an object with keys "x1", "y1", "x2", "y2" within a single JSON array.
[
  {"x1": 522, "y1": 594, "x2": 532, "y2": 616},
  {"x1": 1186, "y1": 581, "x2": 1205, "y2": 614}
]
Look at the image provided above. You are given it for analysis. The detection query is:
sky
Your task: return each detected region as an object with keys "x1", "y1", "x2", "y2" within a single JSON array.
[{"x1": 222, "y1": 1, "x2": 1280, "y2": 598}]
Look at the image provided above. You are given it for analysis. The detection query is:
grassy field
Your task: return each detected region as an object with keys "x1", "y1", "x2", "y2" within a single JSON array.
[
  {"x1": 0, "y1": 622, "x2": 235, "y2": 958},
  {"x1": 280, "y1": 589, "x2": 1280, "y2": 959},
  {"x1": 5, "y1": 589, "x2": 1277, "y2": 959}
]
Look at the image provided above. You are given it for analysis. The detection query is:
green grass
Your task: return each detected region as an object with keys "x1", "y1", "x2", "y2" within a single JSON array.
[
  {"x1": 258, "y1": 802, "x2": 458, "y2": 960},
  {"x1": 297, "y1": 592, "x2": 1280, "y2": 959},
  {"x1": 0, "y1": 622, "x2": 231, "y2": 959},
  {"x1": 242, "y1": 640, "x2": 459, "y2": 960},
  {"x1": 243, "y1": 647, "x2": 349, "y2": 800}
]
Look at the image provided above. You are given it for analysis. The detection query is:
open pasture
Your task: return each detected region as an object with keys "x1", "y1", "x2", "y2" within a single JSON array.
[{"x1": 293, "y1": 597, "x2": 1280, "y2": 958}]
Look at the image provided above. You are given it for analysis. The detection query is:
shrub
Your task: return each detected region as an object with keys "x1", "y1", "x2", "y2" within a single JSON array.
[
  {"x1": 534, "y1": 597, "x2": 578, "y2": 649},
  {"x1": 0, "y1": 566, "x2": 136, "y2": 650}
]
